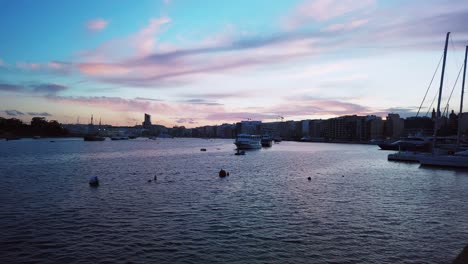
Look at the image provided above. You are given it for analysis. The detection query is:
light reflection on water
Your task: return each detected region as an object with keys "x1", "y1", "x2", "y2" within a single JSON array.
[{"x1": 0, "y1": 138, "x2": 467, "y2": 263}]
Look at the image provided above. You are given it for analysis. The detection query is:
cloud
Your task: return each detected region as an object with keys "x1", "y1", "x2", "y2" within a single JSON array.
[
  {"x1": 79, "y1": 17, "x2": 171, "y2": 63},
  {"x1": 4, "y1": 110, "x2": 25, "y2": 116},
  {"x1": 175, "y1": 118, "x2": 197, "y2": 124},
  {"x1": 284, "y1": 0, "x2": 375, "y2": 28},
  {"x1": 16, "y1": 62, "x2": 41, "y2": 70},
  {"x1": 32, "y1": 83, "x2": 67, "y2": 94},
  {"x1": 180, "y1": 99, "x2": 223, "y2": 106},
  {"x1": 204, "y1": 112, "x2": 279, "y2": 122},
  {"x1": 13, "y1": 60, "x2": 73, "y2": 74},
  {"x1": 135, "y1": 97, "x2": 164, "y2": 102},
  {"x1": 0, "y1": 58, "x2": 4, "y2": 66},
  {"x1": 0, "y1": 82, "x2": 67, "y2": 95},
  {"x1": 323, "y1": 19, "x2": 369, "y2": 32},
  {"x1": 27, "y1": 112, "x2": 52, "y2": 117},
  {"x1": 86, "y1": 18, "x2": 109, "y2": 32},
  {"x1": 0, "y1": 83, "x2": 25, "y2": 93}
]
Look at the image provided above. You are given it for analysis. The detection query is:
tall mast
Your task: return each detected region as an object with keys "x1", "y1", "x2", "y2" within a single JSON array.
[
  {"x1": 458, "y1": 45, "x2": 468, "y2": 145},
  {"x1": 434, "y1": 32, "x2": 450, "y2": 138}
]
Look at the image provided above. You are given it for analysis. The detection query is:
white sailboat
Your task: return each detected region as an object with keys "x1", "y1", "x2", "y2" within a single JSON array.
[{"x1": 420, "y1": 38, "x2": 468, "y2": 168}]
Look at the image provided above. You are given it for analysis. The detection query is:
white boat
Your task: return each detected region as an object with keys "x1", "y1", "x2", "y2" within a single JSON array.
[
  {"x1": 388, "y1": 151, "x2": 431, "y2": 162},
  {"x1": 419, "y1": 150, "x2": 468, "y2": 168},
  {"x1": 418, "y1": 37, "x2": 468, "y2": 168},
  {"x1": 234, "y1": 134, "x2": 261, "y2": 149}
]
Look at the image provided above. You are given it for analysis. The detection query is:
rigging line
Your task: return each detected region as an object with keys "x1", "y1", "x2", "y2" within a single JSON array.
[
  {"x1": 425, "y1": 89, "x2": 439, "y2": 117},
  {"x1": 416, "y1": 52, "x2": 444, "y2": 117},
  {"x1": 442, "y1": 63, "x2": 464, "y2": 117}
]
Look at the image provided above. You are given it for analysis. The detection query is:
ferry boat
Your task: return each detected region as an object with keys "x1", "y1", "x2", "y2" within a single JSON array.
[{"x1": 234, "y1": 134, "x2": 261, "y2": 149}]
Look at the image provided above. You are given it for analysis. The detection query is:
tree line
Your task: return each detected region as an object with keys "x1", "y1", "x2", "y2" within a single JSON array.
[{"x1": 0, "y1": 117, "x2": 69, "y2": 138}]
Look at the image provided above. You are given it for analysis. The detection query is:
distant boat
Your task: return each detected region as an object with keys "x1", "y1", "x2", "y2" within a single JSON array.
[
  {"x1": 261, "y1": 135, "x2": 273, "y2": 147},
  {"x1": 33, "y1": 136, "x2": 41, "y2": 139},
  {"x1": 5, "y1": 136, "x2": 20, "y2": 141},
  {"x1": 84, "y1": 135, "x2": 105, "y2": 141},
  {"x1": 234, "y1": 134, "x2": 261, "y2": 149}
]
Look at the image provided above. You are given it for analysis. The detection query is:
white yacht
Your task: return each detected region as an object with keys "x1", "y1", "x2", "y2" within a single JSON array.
[
  {"x1": 234, "y1": 134, "x2": 261, "y2": 149},
  {"x1": 419, "y1": 150, "x2": 468, "y2": 168}
]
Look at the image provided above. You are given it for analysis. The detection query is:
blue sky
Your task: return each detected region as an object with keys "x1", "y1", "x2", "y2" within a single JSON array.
[{"x1": 1, "y1": 0, "x2": 467, "y2": 127}]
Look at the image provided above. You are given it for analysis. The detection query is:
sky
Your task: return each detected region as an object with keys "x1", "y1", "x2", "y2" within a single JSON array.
[{"x1": 1, "y1": 0, "x2": 468, "y2": 127}]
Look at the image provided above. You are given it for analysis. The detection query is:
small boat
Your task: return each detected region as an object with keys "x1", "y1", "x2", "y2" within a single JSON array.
[
  {"x1": 84, "y1": 135, "x2": 105, "y2": 141},
  {"x1": 261, "y1": 135, "x2": 273, "y2": 147},
  {"x1": 5, "y1": 136, "x2": 20, "y2": 141},
  {"x1": 234, "y1": 134, "x2": 261, "y2": 150}
]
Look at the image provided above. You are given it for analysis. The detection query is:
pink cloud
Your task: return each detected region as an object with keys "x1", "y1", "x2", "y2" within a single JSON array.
[
  {"x1": 324, "y1": 19, "x2": 369, "y2": 32},
  {"x1": 86, "y1": 18, "x2": 109, "y2": 32},
  {"x1": 16, "y1": 62, "x2": 41, "y2": 70},
  {"x1": 46, "y1": 95, "x2": 225, "y2": 117},
  {"x1": 284, "y1": 0, "x2": 375, "y2": 29},
  {"x1": 78, "y1": 63, "x2": 131, "y2": 76}
]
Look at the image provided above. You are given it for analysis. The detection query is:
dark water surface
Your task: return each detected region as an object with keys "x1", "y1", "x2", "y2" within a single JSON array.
[{"x1": 1, "y1": 138, "x2": 467, "y2": 263}]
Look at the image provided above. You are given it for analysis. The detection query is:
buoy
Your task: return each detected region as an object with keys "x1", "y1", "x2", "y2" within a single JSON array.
[
  {"x1": 148, "y1": 179, "x2": 152, "y2": 183},
  {"x1": 227, "y1": 172, "x2": 230, "y2": 176},
  {"x1": 307, "y1": 177, "x2": 311, "y2": 181},
  {"x1": 200, "y1": 148, "x2": 207, "y2": 151},
  {"x1": 154, "y1": 175, "x2": 157, "y2": 181},
  {"x1": 219, "y1": 169, "x2": 227, "y2": 177},
  {"x1": 89, "y1": 176, "x2": 99, "y2": 187}
]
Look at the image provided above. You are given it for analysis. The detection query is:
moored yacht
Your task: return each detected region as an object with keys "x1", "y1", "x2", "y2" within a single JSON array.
[
  {"x1": 261, "y1": 135, "x2": 273, "y2": 147},
  {"x1": 234, "y1": 134, "x2": 261, "y2": 149},
  {"x1": 378, "y1": 136, "x2": 432, "y2": 152},
  {"x1": 419, "y1": 150, "x2": 468, "y2": 168}
]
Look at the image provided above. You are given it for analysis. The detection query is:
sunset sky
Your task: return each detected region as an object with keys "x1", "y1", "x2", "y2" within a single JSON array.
[{"x1": 1, "y1": 0, "x2": 468, "y2": 127}]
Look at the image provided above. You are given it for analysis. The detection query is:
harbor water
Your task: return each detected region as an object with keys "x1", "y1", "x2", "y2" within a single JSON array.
[{"x1": 1, "y1": 138, "x2": 467, "y2": 263}]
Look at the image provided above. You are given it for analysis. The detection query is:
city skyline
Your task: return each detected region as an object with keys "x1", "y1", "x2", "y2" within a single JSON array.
[{"x1": 1, "y1": 0, "x2": 468, "y2": 128}]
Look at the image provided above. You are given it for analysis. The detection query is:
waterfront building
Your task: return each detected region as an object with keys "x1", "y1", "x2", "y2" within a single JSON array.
[
  {"x1": 142, "y1": 113, "x2": 152, "y2": 128},
  {"x1": 384, "y1": 113, "x2": 404, "y2": 139}
]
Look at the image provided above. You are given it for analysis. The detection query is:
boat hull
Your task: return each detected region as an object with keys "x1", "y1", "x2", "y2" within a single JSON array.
[
  {"x1": 261, "y1": 139, "x2": 273, "y2": 147},
  {"x1": 419, "y1": 155, "x2": 468, "y2": 168},
  {"x1": 235, "y1": 142, "x2": 261, "y2": 150},
  {"x1": 378, "y1": 142, "x2": 431, "y2": 152},
  {"x1": 84, "y1": 135, "x2": 105, "y2": 141}
]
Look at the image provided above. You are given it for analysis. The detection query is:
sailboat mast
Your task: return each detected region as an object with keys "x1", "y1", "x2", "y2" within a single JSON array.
[
  {"x1": 433, "y1": 32, "x2": 450, "y2": 140},
  {"x1": 458, "y1": 45, "x2": 468, "y2": 145}
]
